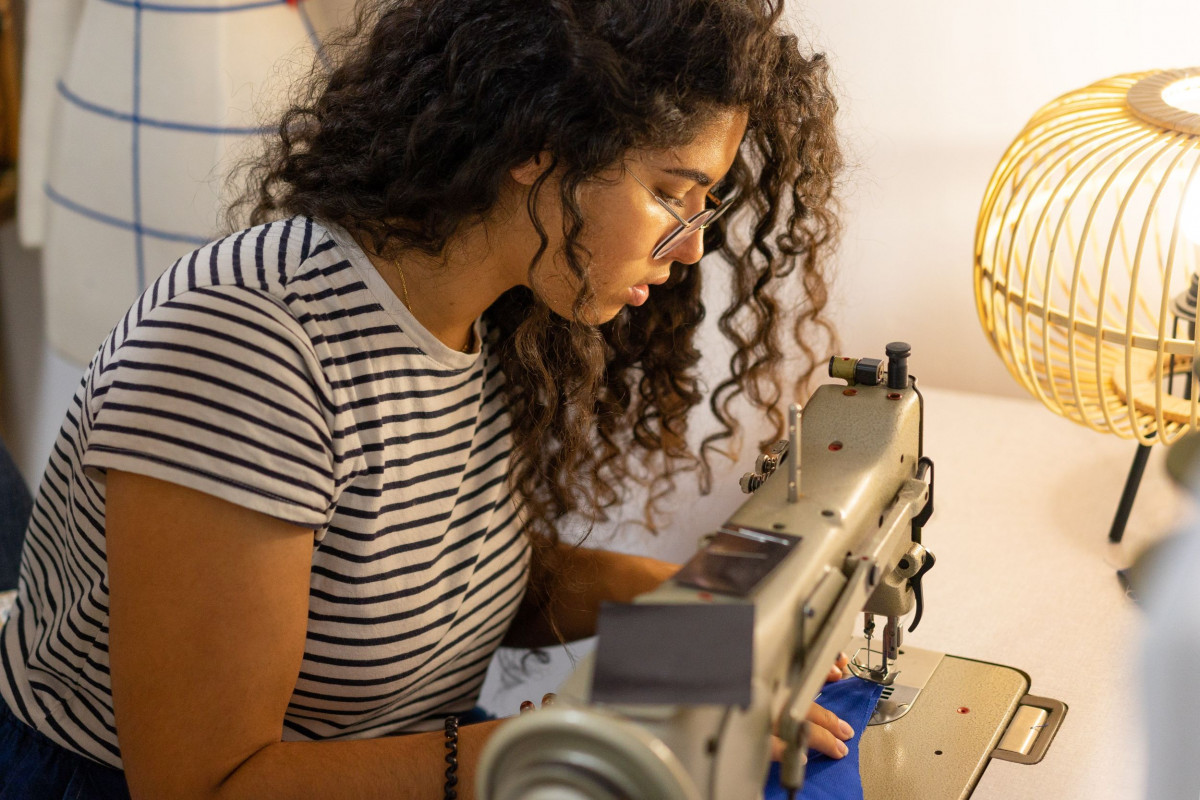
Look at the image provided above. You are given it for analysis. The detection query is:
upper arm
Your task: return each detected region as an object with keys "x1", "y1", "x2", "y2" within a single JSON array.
[
  {"x1": 85, "y1": 283, "x2": 339, "y2": 533},
  {"x1": 106, "y1": 470, "x2": 315, "y2": 799}
]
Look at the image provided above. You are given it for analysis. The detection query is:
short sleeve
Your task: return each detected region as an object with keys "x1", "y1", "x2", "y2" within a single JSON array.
[{"x1": 82, "y1": 285, "x2": 337, "y2": 529}]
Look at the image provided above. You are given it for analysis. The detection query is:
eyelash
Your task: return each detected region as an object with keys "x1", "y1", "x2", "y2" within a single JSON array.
[{"x1": 658, "y1": 190, "x2": 687, "y2": 209}]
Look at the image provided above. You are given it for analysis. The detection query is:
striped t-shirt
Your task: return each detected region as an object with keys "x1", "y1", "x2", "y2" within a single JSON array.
[{"x1": 0, "y1": 217, "x2": 529, "y2": 768}]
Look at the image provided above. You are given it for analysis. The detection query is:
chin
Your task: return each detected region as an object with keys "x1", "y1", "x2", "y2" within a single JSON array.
[
  {"x1": 591, "y1": 306, "x2": 626, "y2": 325},
  {"x1": 590, "y1": 298, "x2": 636, "y2": 325},
  {"x1": 542, "y1": 297, "x2": 625, "y2": 326}
]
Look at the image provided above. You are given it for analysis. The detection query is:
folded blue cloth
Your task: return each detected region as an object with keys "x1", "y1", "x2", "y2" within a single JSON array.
[{"x1": 764, "y1": 677, "x2": 885, "y2": 800}]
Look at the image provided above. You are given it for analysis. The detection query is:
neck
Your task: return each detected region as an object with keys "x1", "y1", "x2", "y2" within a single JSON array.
[{"x1": 365, "y1": 218, "x2": 527, "y2": 353}]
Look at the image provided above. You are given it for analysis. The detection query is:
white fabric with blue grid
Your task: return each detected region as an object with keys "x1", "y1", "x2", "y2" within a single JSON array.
[{"x1": 19, "y1": 0, "x2": 354, "y2": 365}]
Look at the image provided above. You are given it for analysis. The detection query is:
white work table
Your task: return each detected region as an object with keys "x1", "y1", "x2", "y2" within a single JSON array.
[
  {"x1": 483, "y1": 384, "x2": 1188, "y2": 800},
  {"x1": 905, "y1": 385, "x2": 1184, "y2": 799}
]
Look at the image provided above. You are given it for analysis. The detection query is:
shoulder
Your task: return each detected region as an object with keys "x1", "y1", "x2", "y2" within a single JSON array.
[
  {"x1": 87, "y1": 221, "x2": 350, "y2": 438},
  {"x1": 99, "y1": 218, "x2": 362, "y2": 366},
  {"x1": 141, "y1": 217, "x2": 343, "y2": 304}
]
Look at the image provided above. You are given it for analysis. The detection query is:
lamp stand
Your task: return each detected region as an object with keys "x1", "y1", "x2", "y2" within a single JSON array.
[
  {"x1": 1109, "y1": 443, "x2": 1154, "y2": 543},
  {"x1": 1111, "y1": 273, "x2": 1200, "y2": 543}
]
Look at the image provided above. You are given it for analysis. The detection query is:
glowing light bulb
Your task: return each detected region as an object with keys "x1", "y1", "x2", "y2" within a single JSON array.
[{"x1": 1163, "y1": 75, "x2": 1200, "y2": 116}]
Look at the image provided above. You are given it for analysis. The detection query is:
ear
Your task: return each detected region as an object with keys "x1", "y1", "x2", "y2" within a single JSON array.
[{"x1": 509, "y1": 151, "x2": 554, "y2": 186}]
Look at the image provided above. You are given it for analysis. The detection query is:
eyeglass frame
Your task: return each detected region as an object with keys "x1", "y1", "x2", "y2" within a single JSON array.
[{"x1": 626, "y1": 168, "x2": 737, "y2": 260}]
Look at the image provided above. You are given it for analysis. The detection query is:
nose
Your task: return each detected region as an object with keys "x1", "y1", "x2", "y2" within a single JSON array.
[{"x1": 668, "y1": 230, "x2": 705, "y2": 265}]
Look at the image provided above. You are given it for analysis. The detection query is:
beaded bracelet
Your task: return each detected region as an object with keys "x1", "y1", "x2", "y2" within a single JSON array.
[{"x1": 443, "y1": 715, "x2": 459, "y2": 800}]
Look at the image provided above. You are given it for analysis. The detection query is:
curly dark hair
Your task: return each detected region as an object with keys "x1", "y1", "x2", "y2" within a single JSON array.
[{"x1": 232, "y1": 0, "x2": 841, "y2": 630}]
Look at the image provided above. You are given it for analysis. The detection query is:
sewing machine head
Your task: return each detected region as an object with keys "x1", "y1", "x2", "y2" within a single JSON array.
[{"x1": 479, "y1": 343, "x2": 936, "y2": 800}]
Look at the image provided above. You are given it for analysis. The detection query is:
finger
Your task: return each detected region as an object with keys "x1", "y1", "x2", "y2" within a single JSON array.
[
  {"x1": 541, "y1": 693, "x2": 557, "y2": 707},
  {"x1": 807, "y1": 722, "x2": 850, "y2": 760},
  {"x1": 519, "y1": 700, "x2": 535, "y2": 714},
  {"x1": 773, "y1": 730, "x2": 846, "y2": 762},
  {"x1": 807, "y1": 703, "x2": 855, "y2": 742},
  {"x1": 825, "y1": 652, "x2": 851, "y2": 683}
]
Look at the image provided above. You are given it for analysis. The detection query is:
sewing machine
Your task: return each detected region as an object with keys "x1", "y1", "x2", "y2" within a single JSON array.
[{"x1": 477, "y1": 344, "x2": 1065, "y2": 800}]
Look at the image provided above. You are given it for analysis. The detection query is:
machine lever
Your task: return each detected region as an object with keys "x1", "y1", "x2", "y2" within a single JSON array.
[
  {"x1": 907, "y1": 550, "x2": 936, "y2": 633},
  {"x1": 779, "y1": 717, "x2": 810, "y2": 799}
]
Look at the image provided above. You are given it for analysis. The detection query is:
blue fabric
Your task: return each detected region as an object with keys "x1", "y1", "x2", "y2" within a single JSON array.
[
  {"x1": 0, "y1": 698, "x2": 131, "y2": 800},
  {"x1": 0, "y1": 437, "x2": 31, "y2": 592},
  {"x1": 764, "y1": 677, "x2": 885, "y2": 800}
]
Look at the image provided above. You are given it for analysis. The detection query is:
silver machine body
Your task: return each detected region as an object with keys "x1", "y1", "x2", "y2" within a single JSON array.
[{"x1": 477, "y1": 346, "x2": 1061, "y2": 800}]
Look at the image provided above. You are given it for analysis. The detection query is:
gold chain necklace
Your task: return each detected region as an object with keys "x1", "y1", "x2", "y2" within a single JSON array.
[
  {"x1": 393, "y1": 260, "x2": 412, "y2": 311},
  {"x1": 393, "y1": 260, "x2": 473, "y2": 354}
]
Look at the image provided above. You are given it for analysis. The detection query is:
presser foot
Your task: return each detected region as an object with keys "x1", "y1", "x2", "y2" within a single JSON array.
[
  {"x1": 847, "y1": 648, "x2": 900, "y2": 686},
  {"x1": 844, "y1": 637, "x2": 943, "y2": 726}
]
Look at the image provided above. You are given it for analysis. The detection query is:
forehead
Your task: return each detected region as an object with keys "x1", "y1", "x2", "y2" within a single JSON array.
[{"x1": 637, "y1": 108, "x2": 749, "y2": 178}]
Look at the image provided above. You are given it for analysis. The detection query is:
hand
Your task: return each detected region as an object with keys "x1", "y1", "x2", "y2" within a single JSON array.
[
  {"x1": 518, "y1": 693, "x2": 557, "y2": 714},
  {"x1": 825, "y1": 651, "x2": 850, "y2": 684},
  {"x1": 771, "y1": 653, "x2": 855, "y2": 761}
]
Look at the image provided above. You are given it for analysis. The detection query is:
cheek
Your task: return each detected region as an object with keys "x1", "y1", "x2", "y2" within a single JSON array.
[
  {"x1": 579, "y1": 213, "x2": 660, "y2": 284},
  {"x1": 533, "y1": 186, "x2": 664, "y2": 320},
  {"x1": 576, "y1": 187, "x2": 661, "y2": 268}
]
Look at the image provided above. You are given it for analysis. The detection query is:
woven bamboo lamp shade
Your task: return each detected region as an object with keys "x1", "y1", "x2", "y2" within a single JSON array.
[{"x1": 974, "y1": 68, "x2": 1200, "y2": 540}]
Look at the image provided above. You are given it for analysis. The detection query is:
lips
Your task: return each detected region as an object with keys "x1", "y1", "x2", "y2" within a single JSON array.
[{"x1": 626, "y1": 274, "x2": 671, "y2": 307}]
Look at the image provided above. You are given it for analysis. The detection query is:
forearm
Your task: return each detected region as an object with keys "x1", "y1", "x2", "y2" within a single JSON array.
[
  {"x1": 213, "y1": 719, "x2": 505, "y2": 800},
  {"x1": 503, "y1": 543, "x2": 678, "y2": 647}
]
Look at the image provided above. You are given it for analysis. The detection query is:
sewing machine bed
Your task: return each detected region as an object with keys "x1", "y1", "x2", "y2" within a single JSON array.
[{"x1": 858, "y1": 644, "x2": 1061, "y2": 800}]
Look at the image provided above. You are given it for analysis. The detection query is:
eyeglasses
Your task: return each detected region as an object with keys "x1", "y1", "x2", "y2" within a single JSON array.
[{"x1": 627, "y1": 168, "x2": 736, "y2": 260}]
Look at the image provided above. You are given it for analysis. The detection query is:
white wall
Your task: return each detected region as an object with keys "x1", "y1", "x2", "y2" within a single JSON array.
[
  {"x1": 0, "y1": 223, "x2": 79, "y2": 485},
  {"x1": 797, "y1": 0, "x2": 1200, "y2": 397}
]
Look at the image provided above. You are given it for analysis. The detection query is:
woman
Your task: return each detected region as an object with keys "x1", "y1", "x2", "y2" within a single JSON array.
[{"x1": 0, "y1": 0, "x2": 849, "y2": 797}]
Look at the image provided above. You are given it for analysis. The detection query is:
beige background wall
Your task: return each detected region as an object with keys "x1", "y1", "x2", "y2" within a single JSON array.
[{"x1": 801, "y1": 0, "x2": 1200, "y2": 398}]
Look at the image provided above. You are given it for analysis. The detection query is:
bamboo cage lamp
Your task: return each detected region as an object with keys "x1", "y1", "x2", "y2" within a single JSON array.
[{"x1": 974, "y1": 67, "x2": 1200, "y2": 543}]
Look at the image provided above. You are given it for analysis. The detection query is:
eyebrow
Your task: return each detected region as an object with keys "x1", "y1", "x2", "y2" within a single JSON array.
[{"x1": 661, "y1": 167, "x2": 714, "y2": 186}]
